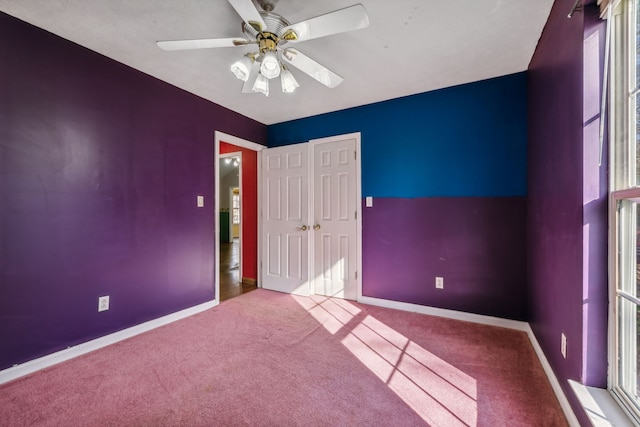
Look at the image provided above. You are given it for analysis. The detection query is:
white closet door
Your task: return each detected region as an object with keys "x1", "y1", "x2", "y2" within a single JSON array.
[
  {"x1": 261, "y1": 144, "x2": 310, "y2": 296},
  {"x1": 311, "y1": 136, "x2": 358, "y2": 300}
]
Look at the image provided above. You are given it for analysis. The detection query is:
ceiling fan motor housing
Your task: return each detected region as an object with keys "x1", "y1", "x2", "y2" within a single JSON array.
[
  {"x1": 243, "y1": 11, "x2": 290, "y2": 52},
  {"x1": 257, "y1": 32, "x2": 278, "y2": 53}
]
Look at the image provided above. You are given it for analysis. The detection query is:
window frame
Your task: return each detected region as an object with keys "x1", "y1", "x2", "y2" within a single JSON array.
[
  {"x1": 609, "y1": 0, "x2": 640, "y2": 423},
  {"x1": 232, "y1": 191, "x2": 240, "y2": 225},
  {"x1": 610, "y1": 192, "x2": 640, "y2": 423}
]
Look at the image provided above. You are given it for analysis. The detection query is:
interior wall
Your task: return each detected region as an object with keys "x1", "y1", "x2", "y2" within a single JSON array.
[
  {"x1": 527, "y1": 1, "x2": 608, "y2": 424},
  {"x1": 268, "y1": 72, "x2": 528, "y2": 320},
  {"x1": 220, "y1": 142, "x2": 258, "y2": 282},
  {"x1": 582, "y1": 3, "x2": 608, "y2": 388},
  {"x1": 0, "y1": 12, "x2": 267, "y2": 370}
]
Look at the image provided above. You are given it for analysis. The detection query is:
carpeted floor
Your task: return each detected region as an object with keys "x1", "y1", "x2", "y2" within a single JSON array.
[{"x1": 0, "y1": 289, "x2": 567, "y2": 426}]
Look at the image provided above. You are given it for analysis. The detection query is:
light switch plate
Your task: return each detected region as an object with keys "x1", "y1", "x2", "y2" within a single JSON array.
[
  {"x1": 197, "y1": 195, "x2": 204, "y2": 208},
  {"x1": 98, "y1": 295, "x2": 109, "y2": 312},
  {"x1": 365, "y1": 196, "x2": 373, "y2": 207}
]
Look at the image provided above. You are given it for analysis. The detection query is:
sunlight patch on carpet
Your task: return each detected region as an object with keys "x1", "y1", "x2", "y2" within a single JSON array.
[
  {"x1": 292, "y1": 295, "x2": 478, "y2": 426},
  {"x1": 293, "y1": 294, "x2": 361, "y2": 335}
]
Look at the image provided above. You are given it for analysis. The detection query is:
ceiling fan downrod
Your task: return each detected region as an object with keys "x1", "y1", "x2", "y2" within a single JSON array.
[{"x1": 257, "y1": 0, "x2": 275, "y2": 13}]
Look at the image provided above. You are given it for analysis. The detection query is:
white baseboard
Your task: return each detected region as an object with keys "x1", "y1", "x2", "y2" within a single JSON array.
[
  {"x1": 358, "y1": 296, "x2": 579, "y2": 426},
  {"x1": 358, "y1": 296, "x2": 530, "y2": 331},
  {"x1": 524, "y1": 324, "x2": 581, "y2": 426},
  {"x1": 0, "y1": 299, "x2": 218, "y2": 385}
]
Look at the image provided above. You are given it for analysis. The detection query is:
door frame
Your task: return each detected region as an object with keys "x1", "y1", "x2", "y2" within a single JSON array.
[
  {"x1": 308, "y1": 132, "x2": 363, "y2": 300},
  {"x1": 214, "y1": 131, "x2": 265, "y2": 303}
]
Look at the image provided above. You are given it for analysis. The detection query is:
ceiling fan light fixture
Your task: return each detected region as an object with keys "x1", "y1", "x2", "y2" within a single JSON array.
[
  {"x1": 230, "y1": 55, "x2": 254, "y2": 81},
  {"x1": 158, "y1": 1, "x2": 371, "y2": 100},
  {"x1": 281, "y1": 68, "x2": 299, "y2": 93},
  {"x1": 252, "y1": 73, "x2": 269, "y2": 97},
  {"x1": 260, "y1": 51, "x2": 281, "y2": 79}
]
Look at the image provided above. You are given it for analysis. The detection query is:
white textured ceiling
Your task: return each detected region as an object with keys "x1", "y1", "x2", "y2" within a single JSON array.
[{"x1": 0, "y1": 0, "x2": 554, "y2": 125}]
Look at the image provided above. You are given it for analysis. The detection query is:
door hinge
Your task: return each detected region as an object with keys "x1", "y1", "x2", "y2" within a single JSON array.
[
  {"x1": 354, "y1": 151, "x2": 356, "y2": 160},
  {"x1": 355, "y1": 271, "x2": 358, "y2": 280},
  {"x1": 354, "y1": 211, "x2": 357, "y2": 220}
]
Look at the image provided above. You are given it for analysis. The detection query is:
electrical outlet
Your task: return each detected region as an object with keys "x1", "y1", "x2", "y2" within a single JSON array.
[
  {"x1": 197, "y1": 195, "x2": 204, "y2": 208},
  {"x1": 435, "y1": 276, "x2": 444, "y2": 289},
  {"x1": 561, "y1": 333, "x2": 567, "y2": 358},
  {"x1": 98, "y1": 295, "x2": 110, "y2": 312}
]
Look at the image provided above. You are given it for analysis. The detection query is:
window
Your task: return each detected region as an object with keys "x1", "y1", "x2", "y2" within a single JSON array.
[
  {"x1": 232, "y1": 190, "x2": 240, "y2": 225},
  {"x1": 611, "y1": 0, "x2": 640, "y2": 422}
]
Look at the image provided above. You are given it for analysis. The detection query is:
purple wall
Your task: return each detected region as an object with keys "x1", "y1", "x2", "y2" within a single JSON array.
[
  {"x1": 527, "y1": 1, "x2": 608, "y2": 423},
  {"x1": 363, "y1": 197, "x2": 527, "y2": 320},
  {"x1": 581, "y1": 3, "x2": 609, "y2": 388},
  {"x1": 0, "y1": 12, "x2": 267, "y2": 370}
]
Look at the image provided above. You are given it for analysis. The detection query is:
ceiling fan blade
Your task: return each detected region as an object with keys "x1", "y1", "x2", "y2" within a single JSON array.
[
  {"x1": 157, "y1": 38, "x2": 252, "y2": 51},
  {"x1": 241, "y1": 61, "x2": 261, "y2": 93},
  {"x1": 281, "y1": 48, "x2": 343, "y2": 88},
  {"x1": 281, "y1": 4, "x2": 369, "y2": 43},
  {"x1": 228, "y1": 0, "x2": 267, "y2": 32}
]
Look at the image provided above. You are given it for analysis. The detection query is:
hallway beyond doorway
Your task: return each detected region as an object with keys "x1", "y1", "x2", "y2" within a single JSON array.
[{"x1": 220, "y1": 239, "x2": 257, "y2": 302}]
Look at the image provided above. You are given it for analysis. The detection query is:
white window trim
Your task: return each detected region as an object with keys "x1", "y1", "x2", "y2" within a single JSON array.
[
  {"x1": 609, "y1": 191, "x2": 640, "y2": 425},
  {"x1": 608, "y1": 0, "x2": 640, "y2": 424}
]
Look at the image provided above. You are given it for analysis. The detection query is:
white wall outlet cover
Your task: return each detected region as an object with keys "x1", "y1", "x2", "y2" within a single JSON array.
[
  {"x1": 365, "y1": 196, "x2": 373, "y2": 207},
  {"x1": 197, "y1": 195, "x2": 204, "y2": 208},
  {"x1": 435, "y1": 277, "x2": 444, "y2": 289},
  {"x1": 98, "y1": 296, "x2": 110, "y2": 312}
]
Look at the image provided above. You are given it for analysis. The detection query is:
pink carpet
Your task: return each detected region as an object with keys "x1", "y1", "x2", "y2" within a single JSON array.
[{"x1": 0, "y1": 289, "x2": 567, "y2": 426}]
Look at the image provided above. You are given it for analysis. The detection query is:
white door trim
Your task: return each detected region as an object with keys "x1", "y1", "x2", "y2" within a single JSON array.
[
  {"x1": 214, "y1": 131, "x2": 265, "y2": 304},
  {"x1": 308, "y1": 132, "x2": 362, "y2": 300}
]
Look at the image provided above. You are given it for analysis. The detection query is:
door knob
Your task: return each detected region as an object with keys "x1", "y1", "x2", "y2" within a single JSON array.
[
  {"x1": 296, "y1": 225, "x2": 308, "y2": 231},
  {"x1": 313, "y1": 224, "x2": 321, "y2": 230}
]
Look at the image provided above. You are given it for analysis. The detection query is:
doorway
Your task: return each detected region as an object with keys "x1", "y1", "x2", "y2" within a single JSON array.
[
  {"x1": 260, "y1": 133, "x2": 362, "y2": 300},
  {"x1": 219, "y1": 152, "x2": 243, "y2": 301},
  {"x1": 214, "y1": 131, "x2": 265, "y2": 303}
]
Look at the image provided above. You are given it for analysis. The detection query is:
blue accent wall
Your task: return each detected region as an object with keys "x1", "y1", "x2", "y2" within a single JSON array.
[
  {"x1": 268, "y1": 72, "x2": 529, "y2": 321},
  {"x1": 268, "y1": 72, "x2": 527, "y2": 198}
]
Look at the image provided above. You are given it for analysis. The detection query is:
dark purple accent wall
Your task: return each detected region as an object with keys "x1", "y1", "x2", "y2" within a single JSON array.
[
  {"x1": 363, "y1": 197, "x2": 527, "y2": 320},
  {"x1": 527, "y1": 1, "x2": 607, "y2": 423},
  {"x1": 0, "y1": 13, "x2": 267, "y2": 370},
  {"x1": 582, "y1": 3, "x2": 608, "y2": 388}
]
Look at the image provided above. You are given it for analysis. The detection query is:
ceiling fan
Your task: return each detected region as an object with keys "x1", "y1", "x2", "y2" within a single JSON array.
[{"x1": 157, "y1": 0, "x2": 370, "y2": 96}]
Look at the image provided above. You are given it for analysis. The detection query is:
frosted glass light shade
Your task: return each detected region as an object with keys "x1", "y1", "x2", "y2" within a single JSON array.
[
  {"x1": 252, "y1": 73, "x2": 269, "y2": 96},
  {"x1": 230, "y1": 56, "x2": 253, "y2": 81},
  {"x1": 260, "y1": 51, "x2": 281, "y2": 79},
  {"x1": 280, "y1": 69, "x2": 299, "y2": 93}
]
